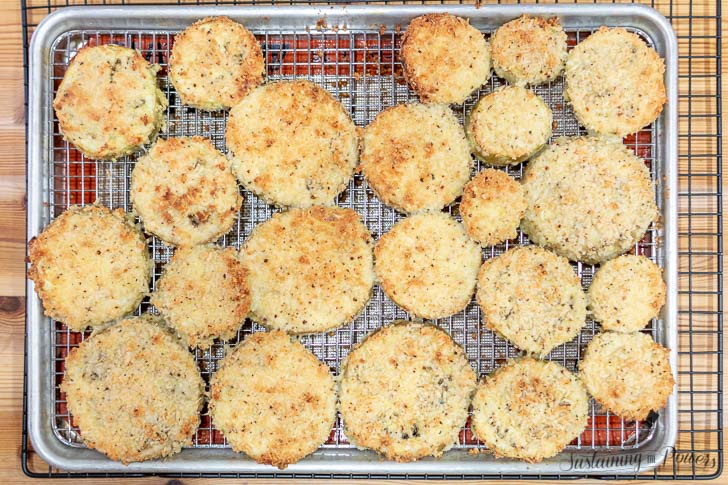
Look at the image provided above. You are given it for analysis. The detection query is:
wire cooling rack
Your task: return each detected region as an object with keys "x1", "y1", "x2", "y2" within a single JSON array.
[
  {"x1": 45, "y1": 24, "x2": 661, "y2": 452},
  {"x1": 22, "y1": 0, "x2": 721, "y2": 481}
]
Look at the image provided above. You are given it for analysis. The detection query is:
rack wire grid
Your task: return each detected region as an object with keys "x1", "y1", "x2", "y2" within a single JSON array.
[{"x1": 21, "y1": 0, "x2": 721, "y2": 481}]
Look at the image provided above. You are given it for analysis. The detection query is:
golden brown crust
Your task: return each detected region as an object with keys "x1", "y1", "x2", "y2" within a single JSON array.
[
  {"x1": 226, "y1": 80, "x2": 358, "y2": 208},
  {"x1": 471, "y1": 358, "x2": 589, "y2": 463},
  {"x1": 490, "y1": 15, "x2": 567, "y2": 86},
  {"x1": 28, "y1": 205, "x2": 152, "y2": 331},
  {"x1": 53, "y1": 44, "x2": 167, "y2": 160},
  {"x1": 521, "y1": 136, "x2": 658, "y2": 264},
  {"x1": 400, "y1": 13, "x2": 491, "y2": 104},
  {"x1": 374, "y1": 212, "x2": 481, "y2": 319},
  {"x1": 61, "y1": 315, "x2": 204, "y2": 464},
  {"x1": 131, "y1": 136, "x2": 242, "y2": 247},
  {"x1": 579, "y1": 331, "x2": 674, "y2": 421},
  {"x1": 476, "y1": 246, "x2": 587, "y2": 356},
  {"x1": 465, "y1": 85, "x2": 552, "y2": 166},
  {"x1": 151, "y1": 245, "x2": 250, "y2": 347},
  {"x1": 339, "y1": 321, "x2": 476, "y2": 462},
  {"x1": 169, "y1": 17, "x2": 265, "y2": 110},
  {"x1": 209, "y1": 330, "x2": 336, "y2": 469},
  {"x1": 360, "y1": 103, "x2": 472, "y2": 214},
  {"x1": 565, "y1": 27, "x2": 667, "y2": 136},
  {"x1": 460, "y1": 169, "x2": 526, "y2": 246},
  {"x1": 241, "y1": 206, "x2": 374, "y2": 334},
  {"x1": 588, "y1": 254, "x2": 666, "y2": 332}
]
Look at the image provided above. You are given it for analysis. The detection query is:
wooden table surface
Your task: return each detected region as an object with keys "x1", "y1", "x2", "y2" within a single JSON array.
[{"x1": 1, "y1": 0, "x2": 725, "y2": 483}]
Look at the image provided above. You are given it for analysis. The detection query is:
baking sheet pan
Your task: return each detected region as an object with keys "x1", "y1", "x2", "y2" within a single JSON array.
[{"x1": 26, "y1": 4, "x2": 678, "y2": 475}]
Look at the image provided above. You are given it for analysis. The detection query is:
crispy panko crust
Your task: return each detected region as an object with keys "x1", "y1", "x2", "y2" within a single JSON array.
[
  {"x1": 374, "y1": 212, "x2": 481, "y2": 319},
  {"x1": 53, "y1": 44, "x2": 167, "y2": 160},
  {"x1": 131, "y1": 136, "x2": 241, "y2": 247},
  {"x1": 226, "y1": 80, "x2": 358, "y2": 208},
  {"x1": 490, "y1": 15, "x2": 567, "y2": 86},
  {"x1": 471, "y1": 358, "x2": 589, "y2": 463},
  {"x1": 28, "y1": 205, "x2": 152, "y2": 330},
  {"x1": 476, "y1": 246, "x2": 587, "y2": 356},
  {"x1": 460, "y1": 169, "x2": 527, "y2": 246},
  {"x1": 361, "y1": 103, "x2": 472, "y2": 213},
  {"x1": 61, "y1": 315, "x2": 204, "y2": 464},
  {"x1": 580, "y1": 331, "x2": 674, "y2": 421},
  {"x1": 588, "y1": 254, "x2": 666, "y2": 332},
  {"x1": 521, "y1": 136, "x2": 657, "y2": 264},
  {"x1": 400, "y1": 13, "x2": 491, "y2": 104},
  {"x1": 209, "y1": 330, "x2": 336, "y2": 469},
  {"x1": 465, "y1": 85, "x2": 552, "y2": 166},
  {"x1": 169, "y1": 16, "x2": 264, "y2": 110},
  {"x1": 151, "y1": 245, "x2": 250, "y2": 347},
  {"x1": 241, "y1": 206, "x2": 374, "y2": 334},
  {"x1": 565, "y1": 27, "x2": 666, "y2": 136},
  {"x1": 339, "y1": 321, "x2": 476, "y2": 462}
]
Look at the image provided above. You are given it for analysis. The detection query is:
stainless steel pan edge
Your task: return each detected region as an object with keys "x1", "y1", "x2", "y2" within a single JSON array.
[{"x1": 26, "y1": 4, "x2": 679, "y2": 475}]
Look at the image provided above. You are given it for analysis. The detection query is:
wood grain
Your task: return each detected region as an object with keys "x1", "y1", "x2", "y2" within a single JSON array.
[{"x1": 1, "y1": 0, "x2": 725, "y2": 483}]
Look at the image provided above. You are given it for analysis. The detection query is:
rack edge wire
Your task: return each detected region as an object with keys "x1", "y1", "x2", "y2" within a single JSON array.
[{"x1": 20, "y1": 0, "x2": 722, "y2": 480}]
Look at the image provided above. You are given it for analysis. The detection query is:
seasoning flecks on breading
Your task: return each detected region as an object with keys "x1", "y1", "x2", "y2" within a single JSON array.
[
  {"x1": 61, "y1": 315, "x2": 204, "y2": 464},
  {"x1": 209, "y1": 330, "x2": 336, "y2": 469},
  {"x1": 588, "y1": 254, "x2": 666, "y2": 332},
  {"x1": 131, "y1": 136, "x2": 242, "y2": 247},
  {"x1": 460, "y1": 169, "x2": 527, "y2": 246},
  {"x1": 400, "y1": 13, "x2": 491, "y2": 104},
  {"x1": 339, "y1": 321, "x2": 476, "y2": 462},
  {"x1": 53, "y1": 44, "x2": 167, "y2": 160},
  {"x1": 28, "y1": 205, "x2": 152, "y2": 331},
  {"x1": 226, "y1": 80, "x2": 359, "y2": 208},
  {"x1": 169, "y1": 16, "x2": 265, "y2": 110},
  {"x1": 241, "y1": 206, "x2": 374, "y2": 334}
]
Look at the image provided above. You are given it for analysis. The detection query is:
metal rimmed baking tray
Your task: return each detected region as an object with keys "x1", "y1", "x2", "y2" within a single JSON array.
[{"x1": 26, "y1": 4, "x2": 678, "y2": 476}]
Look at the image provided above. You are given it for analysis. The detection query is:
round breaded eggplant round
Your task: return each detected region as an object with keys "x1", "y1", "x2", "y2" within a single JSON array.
[
  {"x1": 339, "y1": 321, "x2": 476, "y2": 461},
  {"x1": 28, "y1": 205, "x2": 152, "y2": 331},
  {"x1": 521, "y1": 136, "x2": 657, "y2": 264},
  {"x1": 579, "y1": 331, "x2": 674, "y2": 421},
  {"x1": 226, "y1": 80, "x2": 358, "y2": 208},
  {"x1": 169, "y1": 16, "x2": 265, "y2": 110},
  {"x1": 131, "y1": 136, "x2": 242, "y2": 247},
  {"x1": 151, "y1": 245, "x2": 250, "y2": 348},
  {"x1": 460, "y1": 169, "x2": 527, "y2": 246},
  {"x1": 476, "y1": 245, "x2": 587, "y2": 356},
  {"x1": 241, "y1": 206, "x2": 374, "y2": 334},
  {"x1": 361, "y1": 103, "x2": 472, "y2": 214},
  {"x1": 471, "y1": 357, "x2": 589, "y2": 463},
  {"x1": 60, "y1": 315, "x2": 204, "y2": 464},
  {"x1": 465, "y1": 85, "x2": 552, "y2": 166},
  {"x1": 53, "y1": 44, "x2": 167, "y2": 160},
  {"x1": 400, "y1": 13, "x2": 491, "y2": 104},
  {"x1": 374, "y1": 212, "x2": 481, "y2": 319},
  {"x1": 565, "y1": 27, "x2": 667, "y2": 136},
  {"x1": 209, "y1": 330, "x2": 336, "y2": 469},
  {"x1": 490, "y1": 15, "x2": 568, "y2": 86},
  {"x1": 588, "y1": 254, "x2": 666, "y2": 333}
]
